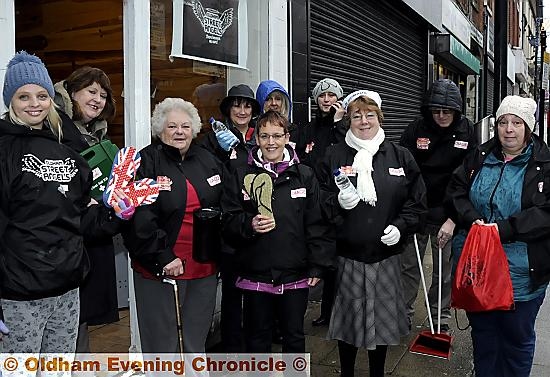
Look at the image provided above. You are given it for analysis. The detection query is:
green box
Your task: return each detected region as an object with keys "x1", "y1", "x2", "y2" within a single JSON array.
[{"x1": 80, "y1": 140, "x2": 120, "y2": 200}]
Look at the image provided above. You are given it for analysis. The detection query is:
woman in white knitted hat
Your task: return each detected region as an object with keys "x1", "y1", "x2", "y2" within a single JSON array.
[
  {"x1": 447, "y1": 95, "x2": 550, "y2": 377},
  {"x1": 317, "y1": 90, "x2": 427, "y2": 377}
]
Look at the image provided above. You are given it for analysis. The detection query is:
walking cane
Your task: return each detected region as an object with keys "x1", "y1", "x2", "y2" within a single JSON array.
[{"x1": 163, "y1": 278, "x2": 184, "y2": 357}]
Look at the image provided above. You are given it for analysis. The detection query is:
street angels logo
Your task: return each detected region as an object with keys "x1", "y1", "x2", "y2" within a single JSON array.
[
  {"x1": 191, "y1": 0, "x2": 233, "y2": 44},
  {"x1": 22, "y1": 154, "x2": 78, "y2": 182}
]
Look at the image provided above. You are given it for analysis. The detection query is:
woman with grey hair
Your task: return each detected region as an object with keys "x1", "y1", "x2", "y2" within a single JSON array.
[{"x1": 124, "y1": 97, "x2": 225, "y2": 352}]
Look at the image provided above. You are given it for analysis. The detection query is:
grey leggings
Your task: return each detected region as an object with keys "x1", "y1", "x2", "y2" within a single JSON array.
[{"x1": 0, "y1": 288, "x2": 80, "y2": 353}]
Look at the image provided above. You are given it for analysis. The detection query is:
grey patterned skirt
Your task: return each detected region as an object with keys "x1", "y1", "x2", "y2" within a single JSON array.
[{"x1": 327, "y1": 255, "x2": 409, "y2": 350}]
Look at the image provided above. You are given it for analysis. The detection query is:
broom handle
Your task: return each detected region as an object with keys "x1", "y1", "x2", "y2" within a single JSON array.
[
  {"x1": 438, "y1": 246, "x2": 442, "y2": 334},
  {"x1": 414, "y1": 234, "x2": 435, "y2": 334}
]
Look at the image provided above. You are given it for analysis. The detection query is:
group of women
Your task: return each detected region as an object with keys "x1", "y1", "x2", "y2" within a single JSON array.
[{"x1": 0, "y1": 50, "x2": 548, "y2": 377}]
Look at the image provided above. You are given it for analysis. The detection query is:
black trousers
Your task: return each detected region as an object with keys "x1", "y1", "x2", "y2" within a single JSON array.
[
  {"x1": 219, "y1": 253, "x2": 245, "y2": 352},
  {"x1": 243, "y1": 288, "x2": 309, "y2": 353},
  {"x1": 320, "y1": 269, "x2": 336, "y2": 319}
]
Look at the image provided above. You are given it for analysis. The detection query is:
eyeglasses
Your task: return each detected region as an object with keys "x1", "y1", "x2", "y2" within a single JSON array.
[
  {"x1": 430, "y1": 108, "x2": 454, "y2": 115},
  {"x1": 258, "y1": 133, "x2": 287, "y2": 141},
  {"x1": 351, "y1": 112, "x2": 377, "y2": 122}
]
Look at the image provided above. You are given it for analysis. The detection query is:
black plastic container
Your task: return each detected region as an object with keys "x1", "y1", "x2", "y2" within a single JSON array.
[{"x1": 192, "y1": 207, "x2": 222, "y2": 263}]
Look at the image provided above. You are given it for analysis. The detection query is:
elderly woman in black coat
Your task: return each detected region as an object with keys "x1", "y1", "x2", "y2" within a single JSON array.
[{"x1": 124, "y1": 97, "x2": 224, "y2": 353}]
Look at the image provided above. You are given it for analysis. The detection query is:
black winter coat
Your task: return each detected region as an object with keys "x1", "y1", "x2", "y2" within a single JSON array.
[
  {"x1": 221, "y1": 153, "x2": 334, "y2": 284},
  {"x1": 400, "y1": 78, "x2": 477, "y2": 225},
  {"x1": 200, "y1": 118, "x2": 257, "y2": 173},
  {"x1": 290, "y1": 109, "x2": 347, "y2": 169},
  {"x1": 0, "y1": 119, "x2": 93, "y2": 303},
  {"x1": 124, "y1": 141, "x2": 225, "y2": 276},
  {"x1": 58, "y1": 111, "x2": 122, "y2": 325},
  {"x1": 446, "y1": 135, "x2": 550, "y2": 290},
  {"x1": 400, "y1": 115, "x2": 477, "y2": 224},
  {"x1": 318, "y1": 140, "x2": 427, "y2": 263}
]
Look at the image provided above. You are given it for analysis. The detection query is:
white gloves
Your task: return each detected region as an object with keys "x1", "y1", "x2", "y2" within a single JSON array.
[
  {"x1": 381, "y1": 225, "x2": 400, "y2": 246},
  {"x1": 338, "y1": 190, "x2": 360, "y2": 210}
]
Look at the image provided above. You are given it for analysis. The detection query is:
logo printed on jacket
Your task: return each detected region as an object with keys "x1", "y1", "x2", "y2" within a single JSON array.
[
  {"x1": 207, "y1": 174, "x2": 222, "y2": 186},
  {"x1": 388, "y1": 167, "x2": 405, "y2": 176},
  {"x1": 22, "y1": 154, "x2": 78, "y2": 182},
  {"x1": 416, "y1": 138, "x2": 430, "y2": 150},
  {"x1": 340, "y1": 166, "x2": 357, "y2": 176},
  {"x1": 454, "y1": 140, "x2": 469, "y2": 149},
  {"x1": 291, "y1": 188, "x2": 306, "y2": 198},
  {"x1": 156, "y1": 176, "x2": 173, "y2": 191}
]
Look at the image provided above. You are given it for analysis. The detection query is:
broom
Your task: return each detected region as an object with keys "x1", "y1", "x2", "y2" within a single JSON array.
[{"x1": 409, "y1": 234, "x2": 453, "y2": 359}]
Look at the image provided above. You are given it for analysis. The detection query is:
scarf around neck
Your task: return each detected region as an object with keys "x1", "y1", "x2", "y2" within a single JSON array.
[
  {"x1": 344, "y1": 127, "x2": 385, "y2": 206},
  {"x1": 249, "y1": 145, "x2": 298, "y2": 178}
]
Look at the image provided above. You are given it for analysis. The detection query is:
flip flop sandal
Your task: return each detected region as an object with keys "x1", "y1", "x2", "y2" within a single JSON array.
[
  {"x1": 103, "y1": 146, "x2": 141, "y2": 208},
  {"x1": 243, "y1": 173, "x2": 274, "y2": 221},
  {"x1": 123, "y1": 178, "x2": 161, "y2": 206}
]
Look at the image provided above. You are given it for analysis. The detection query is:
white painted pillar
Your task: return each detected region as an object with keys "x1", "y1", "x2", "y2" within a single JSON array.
[
  {"x1": 0, "y1": 0, "x2": 15, "y2": 112},
  {"x1": 268, "y1": 0, "x2": 288, "y2": 88},
  {"x1": 123, "y1": 0, "x2": 151, "y2": 354}
]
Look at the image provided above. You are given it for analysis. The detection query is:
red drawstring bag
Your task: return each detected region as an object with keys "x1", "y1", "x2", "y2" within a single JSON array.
[{"x1": 451, "y1": 224, "x2": 514, "y2": 312}]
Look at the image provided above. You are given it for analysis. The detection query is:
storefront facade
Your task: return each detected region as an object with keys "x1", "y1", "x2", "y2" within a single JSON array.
[
  {"x1": 0, "y1": 0, "x2": 287, "y2": 148},
  {"x1": 0, "y1": 0, "x2": 289, "y2": 351},
  {"x1": 290, "y1": 0, "x2": 430, "y2": 141}
]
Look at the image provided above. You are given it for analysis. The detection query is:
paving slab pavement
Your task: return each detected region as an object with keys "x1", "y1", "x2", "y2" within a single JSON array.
[{"x1": 305, "y1": 244, "x2": 550, "y2": 376}]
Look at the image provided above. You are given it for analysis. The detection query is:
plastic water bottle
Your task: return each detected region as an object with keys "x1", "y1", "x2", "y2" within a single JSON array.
[
  {"x1": 209, "y1": 117, "x2": 239, "y2": 149},
  {"x1": 333, "y1": 168, "x2": 357, "y2": 194}
]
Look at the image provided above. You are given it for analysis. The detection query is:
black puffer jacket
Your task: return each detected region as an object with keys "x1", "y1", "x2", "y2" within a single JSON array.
[{"x1": 400, "y1": 79, "x2": 477, "y2": 225}]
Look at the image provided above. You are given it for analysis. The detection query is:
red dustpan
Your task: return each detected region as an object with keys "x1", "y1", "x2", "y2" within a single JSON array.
[{"x1": 409, "y1": 236, "x2": 453, "y2": 359}]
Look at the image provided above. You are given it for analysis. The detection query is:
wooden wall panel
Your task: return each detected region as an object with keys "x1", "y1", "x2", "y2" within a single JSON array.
[{"x1": 15, "y1": 0, "x2": 228, "y2": 146}]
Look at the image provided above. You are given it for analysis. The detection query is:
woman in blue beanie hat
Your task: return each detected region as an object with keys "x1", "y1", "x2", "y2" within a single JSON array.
[{"x1": 0, "y1": 51, "x2": 130, "y2": 355}]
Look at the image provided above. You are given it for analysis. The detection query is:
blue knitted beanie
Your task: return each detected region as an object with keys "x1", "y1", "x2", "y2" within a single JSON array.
[{"x1": 3, "y1": 51, "x2": 55, "y2": 107}]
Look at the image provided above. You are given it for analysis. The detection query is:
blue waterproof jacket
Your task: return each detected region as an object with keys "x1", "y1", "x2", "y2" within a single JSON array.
[{"x1": 447, "y1": 135, "x2": 550, "y2": 293}]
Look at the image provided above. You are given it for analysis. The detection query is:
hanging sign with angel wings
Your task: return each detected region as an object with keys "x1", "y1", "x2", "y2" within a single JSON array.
[{"x1": 170, "y1": 0, "x2": 248, "y2": 69}]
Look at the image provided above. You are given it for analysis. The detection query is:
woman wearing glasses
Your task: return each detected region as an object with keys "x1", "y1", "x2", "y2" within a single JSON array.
[
  {"x1": 446, "y1": 95, "x2": 550, "y2": 377},
  {"x1": 399, "y1": 79, "x2": 477, "y2": 333},
  {"x1": 317, "y1": 90, "x2": 426, "y2": 377},
  {"x1": 221, "y1": 110, "x2": 333, "y2": 353}
]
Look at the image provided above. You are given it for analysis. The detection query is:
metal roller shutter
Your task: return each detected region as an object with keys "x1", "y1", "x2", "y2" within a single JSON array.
[{"x1": 310, "y1": 0, "x2": 427, "y2": 140}]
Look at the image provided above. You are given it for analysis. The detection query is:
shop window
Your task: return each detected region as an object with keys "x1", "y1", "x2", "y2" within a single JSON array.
[
  {"x1": 15, "y1": 0, "x2": 125, "y2": 146},
  {"x1": 150, "y1": 0, "x2": 227, "y2": 140}
]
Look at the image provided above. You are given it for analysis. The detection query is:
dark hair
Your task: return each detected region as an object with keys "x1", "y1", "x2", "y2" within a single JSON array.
[
  {"x1": 256, "y1": 110, "x2": 289, "y2": 133},
  {"x1": 347, "y1": 96, "x2": 384, "y2": 123},
  {"x1": 64, "y1": 66, "x2": 116, "y2": 122},
  {"x1": 228, "y1": 97, "x2": 256, "y2": 113}
]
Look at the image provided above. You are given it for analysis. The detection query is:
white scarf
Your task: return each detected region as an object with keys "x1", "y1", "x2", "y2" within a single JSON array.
[{"x1": 344, "y1": 128, "x2": 385, "y2": 206}]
